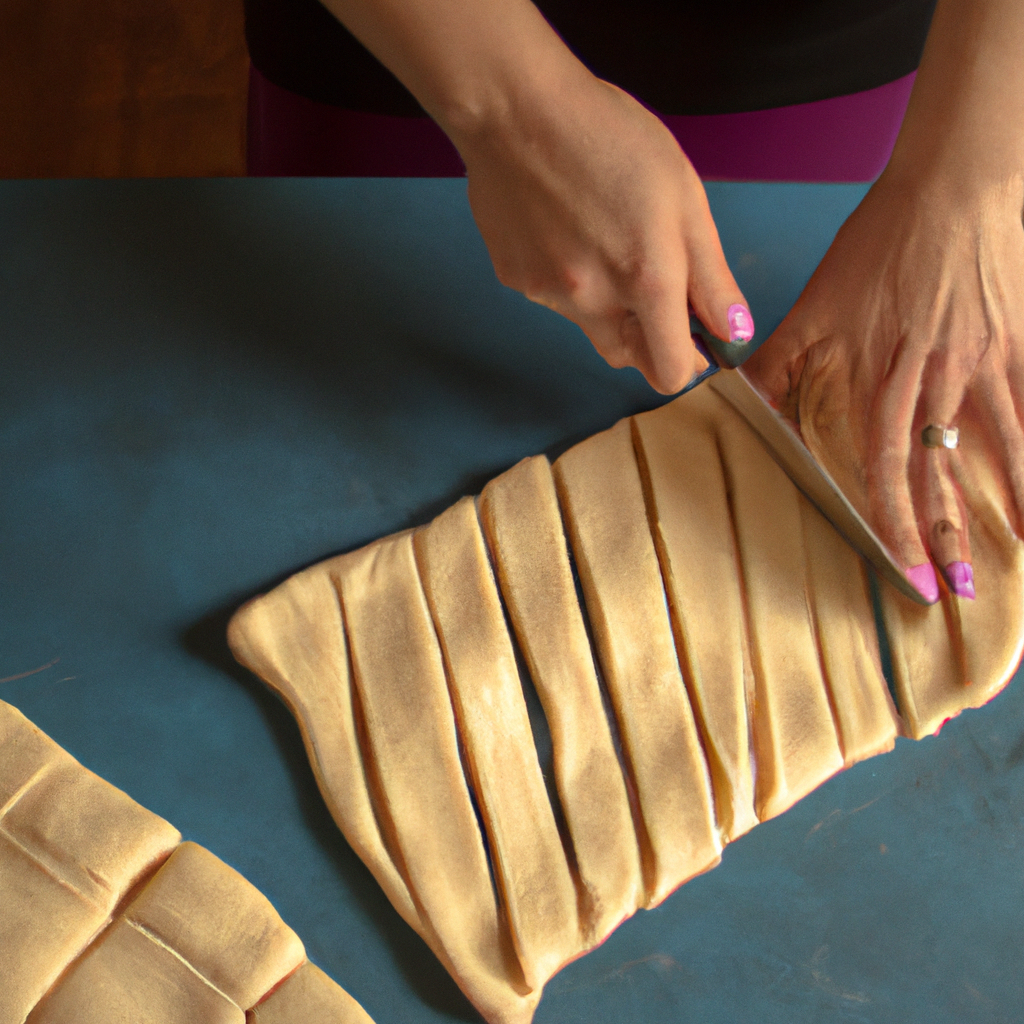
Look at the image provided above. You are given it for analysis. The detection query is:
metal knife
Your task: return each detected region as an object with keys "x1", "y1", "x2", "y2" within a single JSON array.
[{"x1": 685, "y1": 314, "x2": 930, "y2": 605}]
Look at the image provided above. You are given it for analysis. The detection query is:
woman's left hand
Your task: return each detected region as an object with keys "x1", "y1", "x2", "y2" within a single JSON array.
[{"x1": 744, "y1": 169, "x2": 1024, "y2": 601}]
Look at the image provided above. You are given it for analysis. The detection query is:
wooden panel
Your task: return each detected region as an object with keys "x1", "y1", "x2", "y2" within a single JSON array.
[{"x1": 0, "y1": 0, "x2": 247, "y2": 177}]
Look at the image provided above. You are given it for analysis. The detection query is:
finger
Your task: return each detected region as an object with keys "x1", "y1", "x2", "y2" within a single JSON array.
[
  {"x1": 684, "y1": 209, "x2": 754, "y2": 351},
  {"x1": 913, "y1": 444, "x2": 974, "y2": 598},
  {"x1": 629, "y1": 273, "x2": 706, "y2": 394},
  {"x1": 910, "y1": 341, "x2": 976, "y2": 598},
  {"x1": 578, "y1": 298, "x2": 706, "y2": 394},
  {"x1": 866, "y1": 342, "x2": 936, "y2": 599},
  {"x1": 973, "y1": 350, "x2": 1024, "y2": 537}
]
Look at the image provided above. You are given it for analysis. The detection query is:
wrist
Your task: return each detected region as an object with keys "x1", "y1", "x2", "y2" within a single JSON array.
[
  {"x1": 878, "y1": 155, "x2": 1024, "y2": 218},
  {"x1": 432, "y1": 34, "x2": 590, "y2": 156}
]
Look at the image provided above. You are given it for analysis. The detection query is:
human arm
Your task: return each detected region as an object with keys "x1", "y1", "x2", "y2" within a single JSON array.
[
  {"x1": 745, "y1": 0, "x2": 1024, "y2": 599},
  {"x1": 317, "y1": 0, "x2": 754, "y2": 393}
]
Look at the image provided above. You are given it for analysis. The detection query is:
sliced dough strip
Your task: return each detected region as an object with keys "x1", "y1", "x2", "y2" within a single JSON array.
[
  {"x1": 631, "y1": 393, "x2": 758, "y2": 843},
  {"x1": 553, "y1": 419, "x2": 721, "y2": 907},
  {"x1": 338, "y1": 533, "x2": 534, "y2": 1024},
  {"x1": 714, "y1": 405, "x2": 844, "y2": 821},
  {"x1": 228, "y1": 564, "x2": 420, "y2": 931},
  {"x1": 797, "y1": 495, "x2": 899, "y2": 764},
  {"x1": 415, "y1": 497, "x2": 581, "y2": 990},
  {"x1": 478, "y1": 455, "x2": 643, "y2": 944}
]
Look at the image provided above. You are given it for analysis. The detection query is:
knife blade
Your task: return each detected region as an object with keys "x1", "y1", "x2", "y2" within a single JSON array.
[
  {"x1": 707, "y1": 366, "x2": 931, "y2": 605},
  {"x1": 682, "y1": 313, "x2": 929, "y2": 605}
]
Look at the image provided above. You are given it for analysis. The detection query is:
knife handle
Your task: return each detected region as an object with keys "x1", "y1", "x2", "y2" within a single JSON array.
[
  {"x1": 688, "y1": 312, "x2": 759, "y2": 370},
  {"x1": 679, "y1": 335, "x2": 721, "y2": 395}
]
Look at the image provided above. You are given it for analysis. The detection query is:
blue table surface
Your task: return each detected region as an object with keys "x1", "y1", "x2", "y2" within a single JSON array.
[{"x1": 2, "y1": 178, "x2": 1022, "y2": 1024}]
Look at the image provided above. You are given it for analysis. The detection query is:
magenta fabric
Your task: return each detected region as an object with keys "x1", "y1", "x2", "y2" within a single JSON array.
[
  {"x1": 246, "y1": 64, "x2": 916, "y2": 183},
  {"x1": 663, "y1": 73, "x2": 916, "y2": 182},
  {"x1": 247, "y1": 65, "x2": 465, "y2": 177}
]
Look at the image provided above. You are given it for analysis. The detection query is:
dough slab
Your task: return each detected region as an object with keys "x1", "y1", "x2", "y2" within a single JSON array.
[
  {"x1": 0, "y1": 700, "x2": 376, "y2": 1024},
  {"x1": 229, "y1": 384, "x2": 1024, "y2": 1024}
]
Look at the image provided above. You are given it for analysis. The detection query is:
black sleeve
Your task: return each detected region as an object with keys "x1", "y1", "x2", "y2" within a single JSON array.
[
  {"x1": 245, "y1": 0, "x2": 938, "y2": 117},
  {"x1": 244, "y1": 0, "x2": 426, "y2": 115}
]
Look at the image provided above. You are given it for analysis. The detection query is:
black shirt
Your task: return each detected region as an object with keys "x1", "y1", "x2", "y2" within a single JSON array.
[{"x1": 245, "y1": 0, "x2": 938, "y2": 117}]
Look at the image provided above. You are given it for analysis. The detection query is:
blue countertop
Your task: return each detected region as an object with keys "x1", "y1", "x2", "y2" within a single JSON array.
[{"x1": 2, "y1": 177, "x2": 1022, "y2": 1023}]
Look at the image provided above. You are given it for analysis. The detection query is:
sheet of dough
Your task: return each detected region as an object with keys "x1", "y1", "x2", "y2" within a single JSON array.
[
  {"x1": 0, "y1": 702, "x2": 181, "y2": 1024},
  {"x1": 338, "y1": 532, "x2": 534, "y2": 1024},
  {"x1": 714, "y1": 404, "x2": 844, "y2": 820},
  {"x1": 1, "y1": 702, "x2": 369, "y2": 1024},
  {"x1": 228, "y1": 562, "x2": 421, "y2": 931},
  {"x1": 227, "y1": 383, "x2": 1024, "y2": 1024},
  {"x1": 553, "y1": 418, "x2": 720, "y2": 907},
  {"x1": 479, "y1": 455, "x2": 643, "y2": 942},
  {"x1": 414, "y1": 497, "x2": 581, "y2": 990},
  {"x1": 631, "y1": 392, "x2": 758, "y2": 842}
]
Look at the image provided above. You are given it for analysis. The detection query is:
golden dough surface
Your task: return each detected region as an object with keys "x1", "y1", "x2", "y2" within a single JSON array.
[
  {"x1": 229, "y1": 384, "x2": 1024, "y2": 1024},
  {"x1": 0, "y1": 701, "x2": 376, "y2": 1024},
  {"x1": 478, "y1": 456, "x2": 642, "y2": 942},
  {"x1": 248, "y1": 962, "x2": 376, "y2": 1024}
]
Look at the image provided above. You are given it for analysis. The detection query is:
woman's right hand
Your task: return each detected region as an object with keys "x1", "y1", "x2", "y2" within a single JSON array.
[
  {"x1": 449, "y1": 68, "x2": 753, "y2": 395},
  {"x1": 320, "y1": 0, "x2": 751, "y2": 393}
]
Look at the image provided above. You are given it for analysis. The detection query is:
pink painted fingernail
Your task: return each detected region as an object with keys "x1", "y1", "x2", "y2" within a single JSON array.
[
  {"x1": 906, "y1": 562, "x2": 940, "y2": 603},
  {"x1": 727, "y1": 303, "x2": 755, "y2": 343},
  {"x1": 943, "y1": 561, "x2": 975, "y2": 600}
]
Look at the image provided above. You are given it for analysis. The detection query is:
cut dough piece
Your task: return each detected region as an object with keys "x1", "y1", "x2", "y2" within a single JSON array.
[
  {"x1": 31, "y1": 841, "x2": 306, "y2": 1023},
  {"x1": 478, "y1": 455, "x2": 643, "y2": 942},
  {"x1": 0, "y1": 703, "x2": 180, "y2": 1024},
  {"x1": 123, "y1": 842, "x2": 307, "y2": 1011},
  {"x1": 714, "y1": 404, "x2": 845, "y2": 821},
  {"x1": 0, "y1": 701, "x2": 369, "y2": 1024},
  {"x1": 414, "y1": 497, "x2": 581, "y2": 990},
  {"x1": 338, "y1": 533, "x2": 534, "y2": 1024},
  {"x1": 797, "y1": 495, "x2": 899, "y2": 763},
  {"x1": 554, "y1": 418, "x2": 721, "y2": 906},
  {"x1": 227, "y1": 562, "x2": 421, "y2": 932},
  {"x1": 632, "y1": 393, "x2": 758, "y2": 842},
  {"x1": 30, "y1": 913, "x2": 245, "y2": 1024},
  {"x1": 248, "y1": 962, "x2": 375, "y2": 1024}
]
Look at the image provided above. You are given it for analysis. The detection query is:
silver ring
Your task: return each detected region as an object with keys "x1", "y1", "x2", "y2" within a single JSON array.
[{"x1": 921, "y1": 424, "x2": 959, "y2": 449}]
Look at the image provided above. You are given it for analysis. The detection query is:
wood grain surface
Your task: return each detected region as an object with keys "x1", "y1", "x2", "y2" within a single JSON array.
[{"x1": 0, "y1": 0, "x2": 248, "y2": 177}]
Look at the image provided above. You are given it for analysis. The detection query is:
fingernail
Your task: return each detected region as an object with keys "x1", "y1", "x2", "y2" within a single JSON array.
[
  {"x1": 906, "y1": 562, "x2": 940, "y2": 603},
  {"x1": 727, "y1": 303, "x2": 755, "y2": 343},
  {"x1": 943, "y1": 561, "x2": 975, "y2": 600}
]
